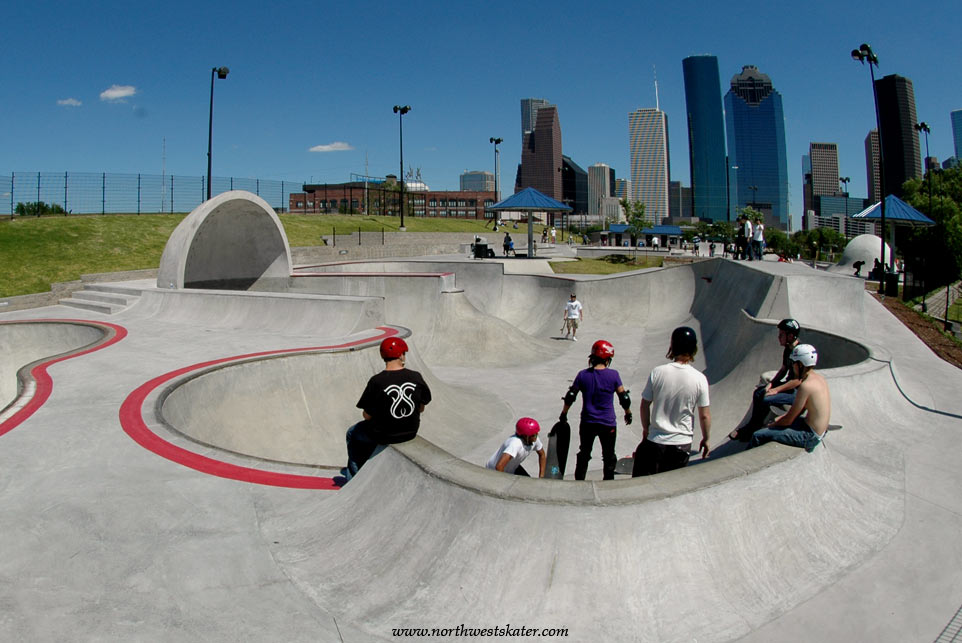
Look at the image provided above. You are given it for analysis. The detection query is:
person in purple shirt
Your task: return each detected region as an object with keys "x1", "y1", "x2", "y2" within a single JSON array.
[{"x1": 559, "y1": 340, "x2": 632, "y2": 480}]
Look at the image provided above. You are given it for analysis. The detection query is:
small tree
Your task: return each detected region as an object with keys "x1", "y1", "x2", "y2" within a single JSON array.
[{"x1": 620, "y1": 198, "x2": 651, "y2": 244}]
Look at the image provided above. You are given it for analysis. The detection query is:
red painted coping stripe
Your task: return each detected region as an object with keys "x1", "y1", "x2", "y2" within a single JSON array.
[
  {"x1": 290, "y1": 271, "x2": 455, "y2": 277},
  {"x1": 118, "y1": 326, "x2": 401, "y2": 490},
  {"x1": 0, "y1": 319, "x2": 128, "y2": 437}
]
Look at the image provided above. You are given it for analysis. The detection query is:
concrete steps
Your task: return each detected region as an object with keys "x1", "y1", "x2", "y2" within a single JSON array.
[{"x1": 59, "y1": 284, "x2": 144, "y2": 315}]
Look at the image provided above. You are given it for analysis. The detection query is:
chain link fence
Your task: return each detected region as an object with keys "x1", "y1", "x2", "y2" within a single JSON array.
[{"x1": 1, "y1": 172, "x2": 302, "y2": 215}]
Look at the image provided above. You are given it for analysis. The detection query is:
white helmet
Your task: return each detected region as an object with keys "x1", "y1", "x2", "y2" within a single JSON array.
[{"x1": 790, "y1": 344, "x2": 818, "y2": 367}]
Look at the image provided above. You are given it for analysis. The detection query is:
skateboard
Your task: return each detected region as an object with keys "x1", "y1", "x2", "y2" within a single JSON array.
[
  {"x1": 615, "y1": 456, "x2": 634, "y2": 475},
  {"x1": 545, "y1": 420, "x2": 570, "y2": 479}
]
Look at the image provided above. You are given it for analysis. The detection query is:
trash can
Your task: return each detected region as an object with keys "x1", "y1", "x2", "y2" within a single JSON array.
[
  {"x1": 474, "y1": 242, "x2": 488, "y2": 259},
  {"x1": 884, "y1": 272, "x2": 899, "y2": 296}
]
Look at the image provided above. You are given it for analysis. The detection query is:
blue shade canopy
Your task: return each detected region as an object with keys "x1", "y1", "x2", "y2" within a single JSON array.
[
  {"x1": 486, "y1": 187, "x2": 572, "y2": 212},
  {"x1": 852, "y1": 194, "x2": 935, "y2": 225}
]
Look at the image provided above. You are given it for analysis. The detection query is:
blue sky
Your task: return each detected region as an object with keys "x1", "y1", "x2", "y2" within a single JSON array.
[{"x1": 2, "y1": 0, "x2": 960, "y2": 228}]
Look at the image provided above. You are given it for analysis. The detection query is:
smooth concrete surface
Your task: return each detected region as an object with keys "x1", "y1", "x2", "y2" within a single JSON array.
[
  {"x1": 157, "y1": 190, "x2": 292, "y2": 290},
  {"x1": 2, "y1": 253, "x2": 962, "y2": 641}
]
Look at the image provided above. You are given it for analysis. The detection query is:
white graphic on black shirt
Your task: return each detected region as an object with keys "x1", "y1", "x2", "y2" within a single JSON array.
[{"x1": 385, "y1": 383, "x2": 417, "y2": 419}]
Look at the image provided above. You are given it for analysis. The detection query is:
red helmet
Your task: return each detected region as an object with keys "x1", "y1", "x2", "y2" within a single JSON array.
[
  {"x1": 515, "y1": 417, "x2": 541, "y2": 436},
  {"x1": 591, "y1": 340, "x2": 615, "y2": 360},
  {"x1": 379, "y1": 337, "x2": 409, "y2": 360}
]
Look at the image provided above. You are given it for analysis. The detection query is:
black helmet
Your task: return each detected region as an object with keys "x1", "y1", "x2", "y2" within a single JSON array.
[
  {"x1": 777, "y1": 318, "x2": 801, "y2": 335},
  {"x1": 670, "y1": 326, "x2": 698, "y2": 356}
]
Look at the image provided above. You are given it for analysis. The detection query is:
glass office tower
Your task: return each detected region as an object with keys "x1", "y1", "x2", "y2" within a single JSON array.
[
  {"x1": 874, "y1": 74, "x2": 921, "y2": 198},
  {"x1": 724, "y1": 65, "x2": 789, "y2": 227},
  {"x1": 682, "y1": 55, "x2": 728, "y2": 222},
  {"x1": 952, "y1": 109, "x2": 962, "y2": 160}
]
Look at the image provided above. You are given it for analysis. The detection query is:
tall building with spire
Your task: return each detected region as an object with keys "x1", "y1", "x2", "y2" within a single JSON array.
[
  {"x1": 628, "y1": 108, "x2": 670, "y2": 224},
  {"x1": 724, "y1": 65, "x2": 789, "y2": 228},
  {"x1": 875, "y1": 74, "x2": 921, "y2": 198},
  {"x1": 682, "y1": 55, "x2": 728, "y2": 222}
]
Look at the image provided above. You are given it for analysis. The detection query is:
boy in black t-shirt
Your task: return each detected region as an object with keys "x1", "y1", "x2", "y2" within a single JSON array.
[
  {"x1": 728, "y1": 319, "x2": 801, "y2": 442},
  {"x1": 342, "y1": 337, "x2": 431, "y2": 482}
]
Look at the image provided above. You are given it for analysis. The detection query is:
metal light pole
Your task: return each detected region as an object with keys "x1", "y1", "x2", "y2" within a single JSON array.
[
  {"x1": 839, "y1": 176, "x2": 851, "y2": 224},
  {"x1": 207, "y1": 66, "x2": 229, "y2": 200},
  {"x1": 393, "y1": 105, "x2": 411, "y2": 230},
  {"x1": 748, "y1": 185, "x2": 758, "y2": 209},
  {"x1": 852, "y1": 43, "x2": 887, "y2": 291},
  {"x1": 490, "y1": 137, "x2": 502, "y2": 229},
  {"x1": 915, "y1": 122, "x2": 933, "y2": 217},
  {"x1": 727, "y1": 164, "x2": 738, "y2": 222}
]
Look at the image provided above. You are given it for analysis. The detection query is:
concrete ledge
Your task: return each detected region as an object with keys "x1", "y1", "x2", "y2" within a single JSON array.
[{"x1": 391, "y1": 435, "x2": 803, "y2": 506}]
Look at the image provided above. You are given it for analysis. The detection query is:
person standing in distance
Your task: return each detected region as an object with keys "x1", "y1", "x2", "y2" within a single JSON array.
[
  {"x1": 632, "y1": 327, "x2": 711, "y2": 476},
  {"x1": 342, "y1": 337, "x2": 431, "y2": 482},
  {"x1": 559, "y1": 340, "x2": 632, "y2": 480},
  {"x1": 563, "y1": 293, "x2": 583, "y2": 341}
]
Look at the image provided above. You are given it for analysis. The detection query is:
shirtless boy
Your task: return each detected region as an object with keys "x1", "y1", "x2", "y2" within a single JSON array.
[{"x1": 747, "y1": 344, "x2": 830, "y2": 453}]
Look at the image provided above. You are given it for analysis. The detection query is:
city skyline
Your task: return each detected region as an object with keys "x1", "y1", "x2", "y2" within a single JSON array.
[{"x1": 3, "y1": 0, "x2": 960, "y2": 229}]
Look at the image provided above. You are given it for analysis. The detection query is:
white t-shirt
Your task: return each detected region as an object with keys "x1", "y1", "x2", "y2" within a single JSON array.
[
  {"x1": 743, "y1": 220, "x2": 753, "y2": 239},
  {"x1": 565, "y1": 300, "x2": 583, "y2": 319},
  {"x1": 753, "y1": 222, "x2": 765, "y2": 242},
  {"x1": 642, "y1": 361, "x2": 710, "y2": 446},
  {"x1": 486, "y1": 435, "x2": 543, "y2": 473}
]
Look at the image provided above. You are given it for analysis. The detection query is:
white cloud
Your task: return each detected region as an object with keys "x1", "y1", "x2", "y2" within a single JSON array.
[
  {"x1": 309, "y1": 141, "x2": 354, "y2": 153},
  {"x1": 57, "y1": 98, "x2": 82, "y2": 107},
  {"x1": 100, "y1": 85, "x2": 137, "y2": 102}
]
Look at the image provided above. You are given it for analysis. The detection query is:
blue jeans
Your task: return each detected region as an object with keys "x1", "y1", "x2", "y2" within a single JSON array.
[
  {"x1": 345, "y1": 421, "x2": 386, "y2": 480},
  {"x1": 742, "y1": 386, "x2": 796, "y2": 436},
  {"x1": 748, "y1": 416, "x2": 822, "y2": 453}
]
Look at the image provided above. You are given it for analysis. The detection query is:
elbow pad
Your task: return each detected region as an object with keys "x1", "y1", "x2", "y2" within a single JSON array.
[
  {"x1": 618, "y1": 389, "x2": 631, "y2": 410},
  {"x1": 563, "y1": 387, "x2": 578, "y2": 406}
]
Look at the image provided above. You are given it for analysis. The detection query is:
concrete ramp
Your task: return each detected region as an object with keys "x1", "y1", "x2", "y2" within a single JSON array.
[
  {"x1": 1, "y1": 321, "x2": 106, "y2": 409},
  {"x1": 126, "y1": 288, "x2": 383, "y2": 337},
  {"x1": 261, "y1": 352, "x2": 906, "y2": 641}
]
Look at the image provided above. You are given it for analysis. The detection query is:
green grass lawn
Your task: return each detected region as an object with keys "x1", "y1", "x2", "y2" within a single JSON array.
[
  {"x1": 0, "y1": 213, "x2": 542, "y2": 297},
  {"x1": 550, "y1": 256, "x2": 663, "y2": 275}
]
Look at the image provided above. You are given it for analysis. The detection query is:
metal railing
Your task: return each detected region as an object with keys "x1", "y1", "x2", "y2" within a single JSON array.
[{"x1": 1, "y1": 171, "x2": 301, "y2": 215}]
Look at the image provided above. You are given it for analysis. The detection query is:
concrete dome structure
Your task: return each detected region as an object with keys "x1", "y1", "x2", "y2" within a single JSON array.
[
  {"x1": 157, "y1": 191, "x2": 292, "y2": 290},
  {"x1": 828, "y1": 233, "x2": 892, "y2": 275}
]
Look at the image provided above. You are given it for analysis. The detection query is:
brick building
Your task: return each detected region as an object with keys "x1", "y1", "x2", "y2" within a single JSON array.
[{"x1": 289, "y1": 176, "x2": 496, "y2": 219}]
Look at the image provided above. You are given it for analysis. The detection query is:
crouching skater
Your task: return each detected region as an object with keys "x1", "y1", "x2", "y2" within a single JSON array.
[{"x1": 486, "y1": 417, "x2": 546, "y2": 477}]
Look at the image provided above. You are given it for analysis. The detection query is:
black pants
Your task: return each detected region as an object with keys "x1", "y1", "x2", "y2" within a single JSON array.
[
  {"x1": 574, "y1": 421, "x2": 617, "y2": 480},
  {"x1": 632, "y1": 439, "x2": 691, "y2": 477}
]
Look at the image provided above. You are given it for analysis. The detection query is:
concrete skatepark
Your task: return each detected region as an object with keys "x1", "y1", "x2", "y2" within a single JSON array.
[{"x1": 2, "y1": 191, "x2": 962, "y2": 642}]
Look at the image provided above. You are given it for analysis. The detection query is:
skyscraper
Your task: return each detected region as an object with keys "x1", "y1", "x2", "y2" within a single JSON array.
[
  {"x1": 628, "y1": 108, "x2": 670, "y2": 225},
  {"x1": 521, "y1": 98, "x2": 549, "y2": 143},
  {"x1": 865, "y1": 130, "x2": 881, "y2": 203},
  {"x1": 682, "y1": 55, "x2": 728, "y2": 222},
  {"x1": 614, "y1": 179, "x2": 630, "y2": 201},
  {"x1": 562, "y1": 155, "x2": 588, "y2": 217},
  {"x1": 588, "y1": 163, "x2": 613, "y2": 217},
  {"x1": 518, "y1": 104, "x2": 563, "y2": 200},
  {"x1": 874, "y1": 74, "x2": 921, "y2": 198},
  {"x1": 809, "y1": 143, "x2": 840, "y2": 196},
  {"x1": 724, "y1": 65, "x2": 789, "y2": 227},
  {"x1": 460, "y1": 171, "x2": 494, "y2": 192},
  {"x1": 951, "y1": 109, "x2": 962, "y2": 161}
]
